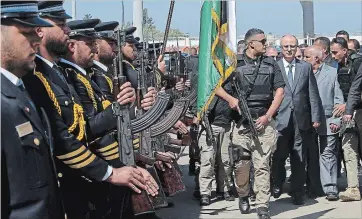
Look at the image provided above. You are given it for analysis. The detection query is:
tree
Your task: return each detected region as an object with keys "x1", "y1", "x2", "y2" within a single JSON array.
[{"x1": 83, "y1": 14, "x2": 92, "y2": 20}]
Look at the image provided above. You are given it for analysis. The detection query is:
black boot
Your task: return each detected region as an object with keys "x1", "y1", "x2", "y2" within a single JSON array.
[
  {"x1": 257, "y1": 207, "x2": 270, "y2": 219},
  {"x1": 224, "y1": 191, "x2": 235, "y2": 201},
  {"x1": 200, "y1": 195, "x2": 210, "y2": 206},
  {"x1": 238, "y1": 197, "x2": 250, "y2": 214}
]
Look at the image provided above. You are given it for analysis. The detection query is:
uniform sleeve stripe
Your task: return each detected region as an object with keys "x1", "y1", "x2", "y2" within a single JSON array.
[
  {"x1": 133, "y1": 143, "x2": 140, "y2": 149},
  {"x1": 56, "y1": 145, "x2": 87, "y2": 160},
  {"x1": 133, "y1": 138, "x2": 140, "y2": 144},
  {"x1": 104, "y1": 153, "x2": 120, "y2": 161},
  {"x1": 69, "y1": 154, "x2": 97, "y2": 169},
  {"x1": 100, "y1": 147, "x2": 118, "y2": 156},
  {"x1": 96, "y1": 142, "x2": 118, "y2": 153},
  {"x1": 62, "y1": 150, "x2": 92, "y2": 165}
]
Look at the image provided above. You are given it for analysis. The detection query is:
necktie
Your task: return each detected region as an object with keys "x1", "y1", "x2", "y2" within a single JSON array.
[
  {"x1": 287, "y1": 64, "x2": 294, "y2": 87},
  {"x1": 53, "y1": 64, "x2": 68, "y2": 84},
  {"x1": 18, "y1": 82, "x2": 36, "y2": 110}
]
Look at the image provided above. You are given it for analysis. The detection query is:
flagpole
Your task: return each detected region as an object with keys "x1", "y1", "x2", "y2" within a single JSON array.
[{"x1": 72, "y1": 0, "x2": 76, "y2": 20}]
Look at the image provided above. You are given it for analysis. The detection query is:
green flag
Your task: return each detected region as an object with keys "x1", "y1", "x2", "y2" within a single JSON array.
[{"x1": 197, "y1": 0, "x2": 237, "y2": 119}]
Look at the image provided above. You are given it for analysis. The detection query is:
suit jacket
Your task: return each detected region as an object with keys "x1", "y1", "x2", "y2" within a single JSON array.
[
  {"x1": 1, "y1": 74, "x2": 63, "y2": 219},
  {"x1": 275, "y1": 59, "x2": 322, "y2": 131},
  {"x1": 314, "y1": 64, "x2": 344, "y2": 135}
]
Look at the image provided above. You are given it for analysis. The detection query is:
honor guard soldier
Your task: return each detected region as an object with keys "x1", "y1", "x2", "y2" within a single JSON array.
[
  {"x1": 1, "y1": 1, "x2": 64, "y2": 219},
  {"x1": 215, "y1": 29, "x2": 285, "y2": 219},
  {"x1": 90, "y1": 21, "x2": 120, "y2": 101},
  {"x1": 21, "y1": 2, "x2": 152, "y2": 218}
]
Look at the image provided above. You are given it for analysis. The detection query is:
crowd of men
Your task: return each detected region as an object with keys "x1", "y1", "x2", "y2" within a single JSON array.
[
  {"x1": 2, "y1": 1, "x2": 362, "y2": 219},
  {"x1": 193, "y1": 29, "x2": 362, "y2": 219}
]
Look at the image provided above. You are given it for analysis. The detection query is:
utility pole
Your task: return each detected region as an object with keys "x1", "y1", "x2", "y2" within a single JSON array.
[
  {"x1": 133, "y1": 0, "x2": 144, "y2": 41},
  {"x1": 72, "y1": 0, "x2": 76, "y2": 20}
]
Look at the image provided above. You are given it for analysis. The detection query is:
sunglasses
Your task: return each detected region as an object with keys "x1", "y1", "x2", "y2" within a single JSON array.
[{"x1": 251, "y1": 39, "x2": 267, "y2": 45}]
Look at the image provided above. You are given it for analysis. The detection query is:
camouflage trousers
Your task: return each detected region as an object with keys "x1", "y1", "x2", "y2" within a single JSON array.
[
  {"x1": 230, "y1": 120, "x2": 277, "y2": 208},
  {"x1": 198, "y1": 125, "x2": 228, "y2": 196}
]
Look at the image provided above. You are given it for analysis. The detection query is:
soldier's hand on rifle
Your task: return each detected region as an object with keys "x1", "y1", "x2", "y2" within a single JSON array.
[
  {"x1": 155, "y1": 160, "x2": 172, "y2": 172},
  {"x1": 175, "y1": 78, "x2": 185, "y2": 91},
  {"x1": 343, "y1": 114, "x2": 353, "y2": 122},
  {"x1": 227, "y1": 96, "x2": 241, "y2": 114},
  {"x1": 106, "y1": 167, "x2": 146, "y2": 194},
  {"x1": 174, "y1": 120, "x2": 188, "y2": 134},
  {"x1": 141, "y1": 87, "x2": 156, "y2": 110},
  {"x1": 137, "y1": 167, "x2": 159, "y2": 196},
  {"x1": 117, "y1": 82, "x2": 136, "y2": 105},
  {"x1": 185, "y1": 79, "x2": 191, "y2": 88},
  {"x1": 333, "y1": 103, "x2": 346, "y2": 117},
  {"x1": 157, "y1": 55, "x2": 166, "y2": 73},
  {"x1": 330, "y1": 123, "x2": 340, "y2": 133}
]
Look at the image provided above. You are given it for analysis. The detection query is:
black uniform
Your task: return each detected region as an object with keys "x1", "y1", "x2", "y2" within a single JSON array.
[
  {"x1": 89, "y1": 61, "x2": 114, "y2": 101},
  {"x1": 1, "y1": 1, "x2": 63, "y2": 219},
  {"x1": 1, "y1": 73, "x2": 64, "y2": 219},
  {"x1": 337, "y1": 52, "x2": 362, "y2": 101},
  {"x1": 346, "y1": 64, "x2": 362, "y2": 115},
  {"x1": 23, "y1": 57, "x2": 129, "y2": 219}
]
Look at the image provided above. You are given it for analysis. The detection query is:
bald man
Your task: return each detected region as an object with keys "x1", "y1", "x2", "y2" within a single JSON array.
[
  {"x1": 304, "y1": 46, "x2": 344, "y2": 201},
  {"x1": 272, "y1": 35, "x2": 322, "y2": 205},
  {"x1": 266, "y1": 47, "x2": 278, "y2": 60}
]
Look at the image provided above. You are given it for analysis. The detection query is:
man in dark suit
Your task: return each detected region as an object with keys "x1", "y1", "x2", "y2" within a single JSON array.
[
  {"x1": 272, "y1": 35, "x2": 322, "y2": 205},
  {"x1": 1, "y1": 1, "x2": 64, "y2": 219}
]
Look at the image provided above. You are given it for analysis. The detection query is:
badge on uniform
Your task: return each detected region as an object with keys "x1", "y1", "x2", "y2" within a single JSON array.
[{"x1": 15, "y1": 121, "x2": 34, "y2": 138}]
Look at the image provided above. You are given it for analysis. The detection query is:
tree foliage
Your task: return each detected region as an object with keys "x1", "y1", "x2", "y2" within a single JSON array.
[{"x1": 83, "y1": 14, "x2": 93, "y2": 20}]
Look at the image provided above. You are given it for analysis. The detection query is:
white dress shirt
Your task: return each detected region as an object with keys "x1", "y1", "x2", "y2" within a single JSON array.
[
  {"x1": 282, "y1": 58, "x2": 296, "y2": 80},
  {"x1": 36, "y1": 54, "x2": 54, "y2": 68},
  {"x1": 59, "y1": 58, "x2": 87, "y2": 76},
  {"x1": 0, "y1": 67, "x2": 22, "y2": 86},
  {"x1": 93, "y1": 60, "x2": 108, "y2": 72}
]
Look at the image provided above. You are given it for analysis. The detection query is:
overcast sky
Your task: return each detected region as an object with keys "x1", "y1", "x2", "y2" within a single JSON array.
[{"x1": 63, "y1": 0, "x2": 362, "y2": 37}]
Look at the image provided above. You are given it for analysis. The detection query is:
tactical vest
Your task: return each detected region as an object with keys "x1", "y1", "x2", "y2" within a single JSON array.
[
  {"x1": 337, "y1": 55, "x2": 360, "y2": 101},
  {"x1": 236, "y1": 56, "x2": 274, "y2": 113}
]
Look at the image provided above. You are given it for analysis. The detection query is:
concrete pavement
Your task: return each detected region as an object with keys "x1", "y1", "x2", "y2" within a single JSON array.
[{"x1": 156, "y1": 146, "x2": 362, "y2": 219}]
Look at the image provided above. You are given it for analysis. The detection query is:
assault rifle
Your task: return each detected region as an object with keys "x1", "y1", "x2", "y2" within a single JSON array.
[
  {"x1": 112, "y1": 28, "x2": 154, "y2": 216},
  {"x1": 232, "y1": 77, "x2": 260, "y2": 142},
  {"x1": 135, "y1": 42, "x2": 169, "y2": 209}
]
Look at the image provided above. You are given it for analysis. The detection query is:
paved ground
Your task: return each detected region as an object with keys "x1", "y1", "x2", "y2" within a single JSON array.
[{"x1": 156, "y1": 146, "x2": 362, "y2": 219}]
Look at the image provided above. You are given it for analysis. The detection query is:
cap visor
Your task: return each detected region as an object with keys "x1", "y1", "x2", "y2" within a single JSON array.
[
  {"x1": 45, "y1": 13, "x2": 72, "y2": 20},
  {"x1": 127, "y1": 38, "x2": 139, "y2": 45},
  {"x1": 13, "y1": 16, "x2": 53, "y2": 27}
]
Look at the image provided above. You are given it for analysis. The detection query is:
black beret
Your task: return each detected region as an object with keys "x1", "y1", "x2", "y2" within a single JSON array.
[{"x1": 38, "y1": 1, "x2": 71, "y2": 19}]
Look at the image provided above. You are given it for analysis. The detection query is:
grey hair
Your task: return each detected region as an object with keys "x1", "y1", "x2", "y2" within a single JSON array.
[{"x1": 244, "y1": 28, "x2": 264, "y2": 42}]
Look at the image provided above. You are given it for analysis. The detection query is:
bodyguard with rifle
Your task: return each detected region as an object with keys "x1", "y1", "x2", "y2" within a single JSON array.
[{"x1": 214, "y1": 28, "x2": 285, "y2": 219}]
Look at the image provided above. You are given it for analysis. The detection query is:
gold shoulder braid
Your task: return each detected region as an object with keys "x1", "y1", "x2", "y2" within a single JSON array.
[
  {"x1": 76, "y1": 73, "x2": 98, "y2": 110},
  {"x1": 34, "y1": 71, "x2": 85, "y2": 141},
  {"x1": 34, "y1": 71, "x2": 62, "y2": 115},
  {"x1": 103, "y1": 74, "x2": 113, "y2": 93},
  {"x1": 122, "y1": 60, "x2": 136, "y2": 70}
]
